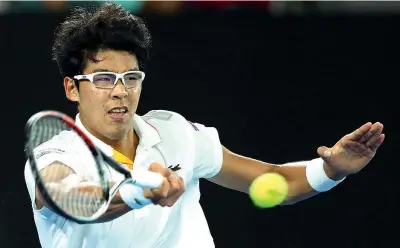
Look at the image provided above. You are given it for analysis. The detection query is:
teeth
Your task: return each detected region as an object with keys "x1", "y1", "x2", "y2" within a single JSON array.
[{"x1": 110, "y1": 108, "x2": 126, "y2": 113}]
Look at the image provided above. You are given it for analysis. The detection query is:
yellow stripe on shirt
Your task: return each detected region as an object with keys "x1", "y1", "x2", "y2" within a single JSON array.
[{"x1": 112, "y1": 149, "x2": 134, "y2": 170}]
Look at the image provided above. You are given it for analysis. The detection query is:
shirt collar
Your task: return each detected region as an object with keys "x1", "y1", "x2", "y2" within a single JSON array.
[
  {"x1": 132, "y1": 114, "x2": 161, "y2": 149},
  {"x1": 75, "y1": 113, "x2": 161, "y2": 155}
]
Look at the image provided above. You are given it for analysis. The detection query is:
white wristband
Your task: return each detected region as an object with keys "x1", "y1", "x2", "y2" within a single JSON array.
[
  {"x1": 306, "y1": 158, "x2": 346, "y2": 192},
  {"x1": 119, "y1": 183, "x2": 153, "y2": 209}
]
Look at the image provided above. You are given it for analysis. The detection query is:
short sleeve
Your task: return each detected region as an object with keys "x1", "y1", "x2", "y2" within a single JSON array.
[
  {"x1": 141, "y1": 110, "x2": 224, "y2": 179},
  {"x1": 24, "y1": 160, "x2": 37, "y2": 207},
  {"x1": 24, "y1": 148, "x2": 85, "y2": 219},
  {"x1": 190, "y1": 122, "x2": 223, "y2": 179},
  {"x1": 32, "y1": 139, "x2": 94, "y2": 176},
  {"x1": 24, "y1": 159, "x2": 59, "y2": 219},
  {"x1": 23, "y1": 133, "x2": 99, "y2": 219}
]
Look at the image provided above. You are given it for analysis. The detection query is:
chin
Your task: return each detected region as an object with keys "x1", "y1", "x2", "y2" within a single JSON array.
[{"x1": 105, "y1": 127, "x2": 130, "y2": 140}]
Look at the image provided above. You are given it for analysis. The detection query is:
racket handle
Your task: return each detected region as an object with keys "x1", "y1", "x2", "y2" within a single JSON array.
[{"x1": 131, "y1": 169, "x2": 164, "y2": 189}]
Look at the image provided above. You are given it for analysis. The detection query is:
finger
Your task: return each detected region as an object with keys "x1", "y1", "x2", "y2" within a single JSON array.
[
  {"x1": 158, "y1": 198, "x2": 172, "y2": 207},
  {"x1": 342, "y1": 139, "x2": 371, "y2": 157},
  {"x1": 177, "y1": 176, "x2": 185, "y2": 191},
  {"x1": 173, "y1": 175, "x2": 185, "y2": 198},
  {"x1": 371, "y1": 133, "x2": 385, "y2": 151},
  {"x1": 148, "y1": 162, "x2": 163, "y2": 173},
  {"x1": 163, "y1": 168, "x2": 172, "y2": 178},
  {"x1": 158, "y1": 183, "x2": 185, "y2": 207},
  {"x1": 365, "y1": 123, "x2": 384, "y2": 147},
  {"x1": 172, "y1": 179, "x2": 185, "y2": 199},
  {"x1": 152, "y1": 177, "x2": 170, "y2": 199},
  {"x1": 160, "y1": 177, "x2": 170, "y2": 198},
  {"x1": 168, "y1": 173, "x2": 180, "y2": 196},
  {"x1": 144, "y1": 188, "x2": 166, "y2": 205},
  {"x1": 158, "y1": 192, "x2": 182, "y2": 207},
  {"x1": 317, "y1": 146, "x2": 332, "y2": 161},
  {"x1": 149, "y1": 162, "x2": 171, "y2": 177},
  {"x1": 359, "y1": 122, "x2": 382, "y2": 143},
  {"x1": 143, "y1": 188, "x2": 156, "y2": 203},
  {"x1": 348, "y1": 122, "x2": 372, "y2": 141},
  {"x1": 158, "y1": 175, "x2": 185, "y2": 207}
]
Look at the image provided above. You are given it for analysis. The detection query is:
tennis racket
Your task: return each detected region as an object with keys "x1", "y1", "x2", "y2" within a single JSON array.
[{"x1": 24, "y1": 110, "x2": 163, "y2": 223}]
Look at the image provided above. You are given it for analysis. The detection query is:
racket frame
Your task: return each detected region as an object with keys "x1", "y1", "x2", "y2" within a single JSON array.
[{"x1": 25, "y1": 110, "x2": 132, "y2": 223}]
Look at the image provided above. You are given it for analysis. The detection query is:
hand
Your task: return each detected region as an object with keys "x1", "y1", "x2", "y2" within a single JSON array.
[
  {"x1": 144, "y1": 162, "x2": 185, "y2": 207},
  {"x1": 317, "y1": 122, "x2": 385, "y2": 178}
]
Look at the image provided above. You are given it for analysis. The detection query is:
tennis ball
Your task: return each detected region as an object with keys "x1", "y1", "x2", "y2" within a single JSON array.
[{"x1": 249, "y1": 172, "x2": 289, "y2": 208}]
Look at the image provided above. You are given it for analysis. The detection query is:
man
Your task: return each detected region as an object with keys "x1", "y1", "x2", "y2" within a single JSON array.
[{"x1": 24, "y1": 3, "x2": 384, "y2": 248}]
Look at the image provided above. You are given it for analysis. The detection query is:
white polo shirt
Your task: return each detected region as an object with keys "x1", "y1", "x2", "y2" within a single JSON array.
[{"x1": 24, "y1": 110, "x2": 223, "y2": 248}]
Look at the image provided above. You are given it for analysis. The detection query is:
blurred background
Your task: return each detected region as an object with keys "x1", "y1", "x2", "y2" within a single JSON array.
[{"x1": 0, "y1": 1, "x2": 398, "y2": 248}]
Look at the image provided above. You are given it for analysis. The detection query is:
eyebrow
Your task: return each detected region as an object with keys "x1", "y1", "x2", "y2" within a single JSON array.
[{"x1": 92, "y1": 68, "x2": 139, "y2": 73}]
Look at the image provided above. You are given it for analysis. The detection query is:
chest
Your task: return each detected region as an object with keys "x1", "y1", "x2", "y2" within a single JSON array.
[{"x1": 107, "y1": 144, "x2": 194, "y2": 187}]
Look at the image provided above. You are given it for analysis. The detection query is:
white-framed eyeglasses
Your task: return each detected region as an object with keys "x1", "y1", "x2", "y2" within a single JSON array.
[{"x1": 73, "y1": 71, "x2": 145, "y2": 89}]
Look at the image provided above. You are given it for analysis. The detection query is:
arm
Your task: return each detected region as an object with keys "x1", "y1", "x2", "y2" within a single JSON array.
[
  {"x1": 35, "y1": 161, "x2": 184, "y2": 223},
  {"x1": 207, "y1": 122, "x2": 385, "y2": 205},
  {"x1": 35, "y1": 161, "x2": 133, "y2": 223},
  {"x1": 208, "y1": 147, "x2": 341, "y2": 205}
]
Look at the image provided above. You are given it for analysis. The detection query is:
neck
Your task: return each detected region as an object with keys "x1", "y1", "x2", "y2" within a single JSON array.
[
  {"x1": 79, "y1": 116, "x2": 139, "y2": 160},
  {"x1": 98, "y1": 128, "x2": 139, "y2": 161},
  {"x1": 104, "y1": 129, "x2": 137, "y2": 151}
]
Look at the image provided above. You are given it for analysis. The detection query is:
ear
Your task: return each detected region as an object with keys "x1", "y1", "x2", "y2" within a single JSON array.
[{"x1": 64, "y1": 77, "x2": 80, "y2": 103}]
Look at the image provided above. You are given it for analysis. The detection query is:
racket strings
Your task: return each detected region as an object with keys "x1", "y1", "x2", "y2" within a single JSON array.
[
  {"x1": 31, "y1": 116, "x2": 107, "y2": 218},
  {"x1": 48, "y1": 180, "x2": 99, "y2": 217},
  {"x1": 30, "y1": 116, "x2": 69, "y2": 148}
]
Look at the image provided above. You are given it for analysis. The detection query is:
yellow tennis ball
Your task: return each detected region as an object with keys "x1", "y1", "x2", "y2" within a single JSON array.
[{"x1": 249, "y1": 172, "x2": 289, "y2": 208}]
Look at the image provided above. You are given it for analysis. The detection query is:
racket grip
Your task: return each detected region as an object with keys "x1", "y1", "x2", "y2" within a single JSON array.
[{"x1": 131, "y1": 169, "x2": 164, "y2": 189}]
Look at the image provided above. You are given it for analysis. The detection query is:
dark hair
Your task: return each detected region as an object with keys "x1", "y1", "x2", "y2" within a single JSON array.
[{"x1": 52, "y1": 3, "x2": 152, "y2": 78}]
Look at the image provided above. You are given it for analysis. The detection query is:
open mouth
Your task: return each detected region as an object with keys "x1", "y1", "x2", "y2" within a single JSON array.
[{"x1": 108, "y1": 106, "x2": 128, "y2": 121}]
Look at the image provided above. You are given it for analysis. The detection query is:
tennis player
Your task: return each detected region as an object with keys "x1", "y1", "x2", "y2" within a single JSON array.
[{"x1": 24, "y1": 3, "x2": 385, "y2": 248}]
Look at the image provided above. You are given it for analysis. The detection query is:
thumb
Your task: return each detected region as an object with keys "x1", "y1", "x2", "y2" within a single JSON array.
[
  {"x1": 148, "y1": 161, "x2": 164, "y2": 173},
  {"x1": 317, "y1": 146, "x2": 332, "y2": 162}
]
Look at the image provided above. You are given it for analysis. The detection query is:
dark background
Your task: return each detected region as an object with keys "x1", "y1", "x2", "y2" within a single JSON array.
[{"x1": 0, "y1": 2, "x2": 398, "y2": 248}]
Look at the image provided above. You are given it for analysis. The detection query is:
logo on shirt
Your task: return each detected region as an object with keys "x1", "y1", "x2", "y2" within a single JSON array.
[
  {"x1": 35, "y1": 148, "x2": 65, "y2": 159},
  {"x1": 168, "y1": 164, "x2": 181, "y2": 171}
]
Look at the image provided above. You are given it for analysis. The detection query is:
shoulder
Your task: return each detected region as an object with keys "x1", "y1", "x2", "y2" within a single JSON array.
[
  {"x1": 33, "y1": 131, "x2": 76, "y2": 157},
  {"x1": 24, "y1": 131, "x2": 78, "y2": 193},
  {"x1": 142, "y1": 110, "x2": 187, "y2": 123},
  {"x1": 141, "y1": 109, "x2": 221, "y2": 146},
  {"x1": 142, "y1": 110, "x2": 198, "y2": 131}
]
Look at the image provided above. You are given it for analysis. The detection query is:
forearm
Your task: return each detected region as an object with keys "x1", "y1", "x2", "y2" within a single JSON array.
[
  {"x1": 277, "y1": 160, "x2": 345, "y2": 204},
  {"x1": 36, "y1": 163, "x2": 153, "y2": 222},
  {"x1": 90, "y1": 191, "x2": 132, "y2": 223},
  {"x1": 272, "y1": 164, "x2": 315, "y2": 205},
  {"x1": 36, "y1": 181, "x2": 144, "y2": 223},
  {"x1": 88, "y1": 182, "x2": 156, "y2": 223},
  {"x1": 209, "y1": 147, "x2": 344, "y2": 205},
  {"x1": 208, "y1": 154, "x2": 276, "y2": 194}
]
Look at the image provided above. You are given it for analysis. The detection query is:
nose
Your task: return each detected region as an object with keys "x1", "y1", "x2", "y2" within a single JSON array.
[{"x1": 110, "y1": 80, "x2": 128, "y2": 100}]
